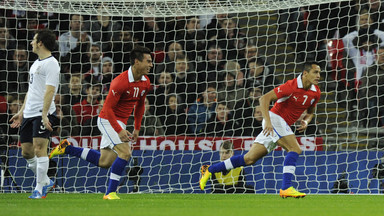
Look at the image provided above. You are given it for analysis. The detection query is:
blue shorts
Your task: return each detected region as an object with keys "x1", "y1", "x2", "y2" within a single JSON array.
[{"x1": 19, "y1": 113, "x2": 58, "y2": 143}]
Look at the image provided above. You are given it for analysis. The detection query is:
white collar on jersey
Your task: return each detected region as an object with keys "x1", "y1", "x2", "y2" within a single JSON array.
[
  {"x1": 128, "y1": 66, "x2": 147, "y2": 83},
  {"x1": 297, "y1": 74, "x2": 317, "y2": 92}
]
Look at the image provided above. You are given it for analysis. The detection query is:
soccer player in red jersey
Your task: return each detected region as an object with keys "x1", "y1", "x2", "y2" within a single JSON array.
[
  {"x1": 200, "y1": 62, "x2": 321, "y2": 198},
  {"x1": 50, "y1": 46, "x2": 153, "y2": 200}
]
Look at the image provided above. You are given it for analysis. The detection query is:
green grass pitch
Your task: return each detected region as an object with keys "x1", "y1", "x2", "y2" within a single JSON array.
[{"x1": 1, "y1": 193, "x2": 383, "y2": 216}]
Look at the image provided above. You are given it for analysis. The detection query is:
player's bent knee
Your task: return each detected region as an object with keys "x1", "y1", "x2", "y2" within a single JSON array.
[
  {"x1": 99, "y1": 160, "x2": 113, "y2": 169},
  {"x1": 244, "y1": 154, "x2": 259, "y2": 165},
  {"x1": 244, "y1": 157, "x2": 256, "y2": 165},
  {"x1": 243, "y1": 144, "x2": 268, "y2": 165},
  {"x1": 22, "y1": 151, "x2": 34, "y2": 159},
  {"x1": 118, "y1": 152, "x2": 131, "y2": 161}
]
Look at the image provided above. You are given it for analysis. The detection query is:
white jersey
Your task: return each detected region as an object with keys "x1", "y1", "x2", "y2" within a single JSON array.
[{"x1": 23, "y1": 56, "x2": 60, "y2": 118}]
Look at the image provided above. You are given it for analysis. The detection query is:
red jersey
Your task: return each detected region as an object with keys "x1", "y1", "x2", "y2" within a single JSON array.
[
  {"x1": 72, "y1": 99, "x2": 100, "y2": 125},
  {"x1": 99, "y1": 67, "x2": 151, "y2": 133},
  {"x1": 270, "y1": 75, "x2": 321, "y2": 126}
]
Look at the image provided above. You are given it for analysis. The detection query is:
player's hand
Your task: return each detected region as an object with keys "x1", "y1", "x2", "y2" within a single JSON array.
[
  {"x1": 42, "y1": 115, "x2": 53, "y2": 131},
  {"x1": 9, "y1": 112, "x2": 23, "y2": 128},
  {"x1": 132, "y1": 130, "x2": 139, "y2": 143},
  {"x1": 262, "y1": 121, "x2": 274, "y2": 137},
  {"x1": 118, "y1": 130, "x2": 132, "y2": 143},
  {"x1": 297, "y1": 120, "x2": 308, "y2": 133}
]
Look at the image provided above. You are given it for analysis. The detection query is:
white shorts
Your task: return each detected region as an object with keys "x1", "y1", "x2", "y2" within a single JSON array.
[
  {"x1": 97, "y1": 117, "x2": 127, "y2": 149},
  {"x1": 254, "y1": 111, "x2": 294, "y2": 152}
]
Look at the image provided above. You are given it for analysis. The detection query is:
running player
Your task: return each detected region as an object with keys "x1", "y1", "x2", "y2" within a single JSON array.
[
  {"x1": 49, "y1": 46, "x2": 152, "y2": 200},
  {"x1": 199, "y1": 62, "x2": 321, "y2": 198}
]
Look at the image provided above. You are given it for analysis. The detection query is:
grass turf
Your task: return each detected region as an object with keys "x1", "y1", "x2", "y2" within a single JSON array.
[{"x1": 0, "y1": 193, "x2": 383, "y2": 216}]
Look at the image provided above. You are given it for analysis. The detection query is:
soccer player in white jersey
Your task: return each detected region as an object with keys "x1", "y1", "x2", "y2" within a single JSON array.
[
  {"x1": 10, "y1": 29, "x2": 60, "y2": 199},
  {"x1": 200, "y1": 62, "x2": 321, "y2": 198}
]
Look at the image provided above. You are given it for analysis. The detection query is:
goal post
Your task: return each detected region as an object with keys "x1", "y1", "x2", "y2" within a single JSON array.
[
  {"x1": 1, "y1": 0, "x2": 384, "y2": 194},
  {"x1": 1, "y1": 0, "x2": 348, "y2": 17}
]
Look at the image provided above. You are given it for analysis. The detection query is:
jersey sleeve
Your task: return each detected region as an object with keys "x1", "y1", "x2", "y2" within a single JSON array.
[
  {"x1": 102, "y1": 80, "x2": 124, "y2": 133},
  {"x1": 133, "y1": 96, "x2": 145, "y2": 131},
  {"x1": 273, "y1": 81, "x2": 294, "y2": 99},
  {"x1": 45, "y1": 60, "x2": 60, "y2": 89},
  {"x1": 133, "y1": 80, "x2": 150, "y2": 130}
]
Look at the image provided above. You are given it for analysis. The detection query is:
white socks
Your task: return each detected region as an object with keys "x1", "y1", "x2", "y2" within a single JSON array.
[
  {"x1": 224, "y1": 158, "x2": 234, "y2": 170},
  {"x1": 80, "y1": 148, "x2": 90, "y2": 160},
  {"x1": 35, "y1": 156, "x2": 50, "y2": 193},
  {"x1": 26, "y1": 156, "x2": 37, "y2": 174}
]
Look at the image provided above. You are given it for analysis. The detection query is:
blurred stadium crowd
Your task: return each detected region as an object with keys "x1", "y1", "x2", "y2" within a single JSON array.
[{"x1": 0, "y1": 0, "x2": 383, "y2": 142}]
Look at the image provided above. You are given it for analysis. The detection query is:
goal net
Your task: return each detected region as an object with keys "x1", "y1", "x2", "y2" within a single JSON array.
[{"x1": 1, "y1": 0, "x2": 384, "y2": 194}]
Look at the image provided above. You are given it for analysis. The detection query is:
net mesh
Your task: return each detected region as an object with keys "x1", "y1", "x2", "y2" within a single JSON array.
[
  {"x1": 1, "y1": 0, "x2": 346, "y2": 16},
  {"x1": 1, "y1": 0, "x2": 384, "y2": 194}
]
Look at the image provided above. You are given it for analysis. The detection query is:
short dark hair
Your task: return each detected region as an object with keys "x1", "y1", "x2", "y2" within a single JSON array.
[
  {"x1": 217, "y1": 100, "x2": 228, "y2": 106},
  {"x1": 36, "y1": 29, "x2": 57, "y2": 52},
  {"x1": 175, "y1": 54, "x2": 188, "y2": 61},
  {"x1": 70, "y1": 14, "x2": 83, "y2": 20},
  {"x1": 16, "y1": 43, "x2": 28, "y2": 51},
  {"x1": 130, "y1": 46, "x2": 152, "y2": 66},
  {"x1": 303, "y1": 62, "x2": 319, "y2": 73},
  {"x1": 85, "y1": 82, "x2": 102, "y2": 91},
  {"x1": 248, "y1": 86, "x2": 262, "y2": 95},
  {"x1": 167, "y1": 94, "x2": 182, "y2": 104},
  {"x1": 208, "y1": 45, "x2": 221, "y2": 51},
  {"x1": 91, "y1": 42, "x2": 101, "y2": 50},
  {"x1": 220, "y1": 140, "x2": 233, "y2": 151},
  {"x1": 206, "y1": 83, "x2": 217, "y2": 90}
]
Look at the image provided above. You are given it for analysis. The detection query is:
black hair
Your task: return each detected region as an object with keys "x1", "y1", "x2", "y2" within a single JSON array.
[
  {"x1": 248, "y1": 86, "x2": 263, "y2": 94},
  {"x1": 130, "y1": 46, "x2": 152, "y2": 66},
  {"x1": 85, "y1": 82, "x2": 102, "y2": 91},
  {"x1": 217, "y1": 101, "x2": 229, "y2": 108},
  {"x1": 36, "y1": 29, "x2": 57, "y2": 52},
  {"x1": 167, "y1": 94, "x2": 182, "y2": 104},
  {"x1": 16, "y1": 43, "x2": 28, "y2": 51},
  {"x1": 208, "y1": 44, "x2": 221, "y2": 51},
  {"x1": 303, "y1": 62, "x2": 319, "y2": 73},
  {"x1": 175, "y1": 54, "x2": 188, "y2": 61},
  {"x1": 70, "y1": 14, "x2": 83, "y2": 20}
]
